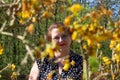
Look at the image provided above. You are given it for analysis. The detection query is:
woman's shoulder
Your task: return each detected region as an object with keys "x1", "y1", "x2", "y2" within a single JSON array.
[{"x1": 36, "y1": 56, "x2": 53, "y2": 65}]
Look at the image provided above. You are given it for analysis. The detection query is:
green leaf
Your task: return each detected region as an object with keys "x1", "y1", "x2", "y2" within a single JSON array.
[
  {"x1": 67, "y1": 0, "x2": 72, "y2": 5},
  {"x1": 89, "y1": 56, "x2": 99, "y2": 72}
]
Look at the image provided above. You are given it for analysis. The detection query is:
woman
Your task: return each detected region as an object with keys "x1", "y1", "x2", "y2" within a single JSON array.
[{"x1": 29, "y1": 22, "x2": 83, "y2": 80}]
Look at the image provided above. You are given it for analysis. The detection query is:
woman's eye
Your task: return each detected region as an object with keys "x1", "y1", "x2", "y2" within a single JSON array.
[
  {"x1": 54, "y1": 36, "x2": 59, "y2": 40},
  {"x1": 62, "y1": 35, "x2": 68, "y2": 38},
  {"x1": 53, "y1": 34, "x2": 68, "y2": 40}
]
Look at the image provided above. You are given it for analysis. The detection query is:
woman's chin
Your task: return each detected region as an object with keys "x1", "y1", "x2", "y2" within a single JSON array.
[
  {"x1": 59, "y1": 46, "x2": 66, "y2": 49},
  {"x1": 59, "y1": 47, "x2": 67, "y2": 51}
]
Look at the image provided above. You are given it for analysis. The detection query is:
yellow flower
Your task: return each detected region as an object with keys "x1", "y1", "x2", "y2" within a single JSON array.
[
  {"x1": 71, "y1": 60, "x2": 75, "y2": 66},
  {"x1": 26, "y1": 24, "x2": 34, "y2": 34},
  {"x1": 113, "y1": 33, "x2": 118, "y2": 39},
  {"x1": 73, "y1": 23, "x2": 81, "y2": 30},
  {"x1": 102, "y1": 57, "x2": 109, "y2": 62},
  {"x1": 100, "y1": 6, "x2": 107, "y2": 15},
  {"x1": 68, "y1": 4, "x2": 83, "y2": 15},
  {"x1": 46, "y1": 73, "x2": 52, "y2": 80},
  {"x1": 108, "y1": 10, "x2": 113, "y2": 17},
  {"x1": 17, "y1": 12, "x2": 22, "y2": 17},
  {"x1": 63, "y1": 59, "x2": 70, "y2": 71},
  {"x1": 48, "y1": 5, "x2": 54, "y2": 12},
  {"x1": 63, "y1": 63, "x2": 70, "y2": 71},
  {"x1": 112, "y1": 73, "x2": 115, "y2": 80},
  {"x1": 11, "y1": 72, "x2": 17, "y2": 79},
  {"x1": 0, "y1": 45, "x2": 3, "y2": 55},
  {"x1": 22, "y1": 2, "x2": 27, "y2": 11},
  {"x1": 58, "y1": 26, "x2": 63, "y2": 32},
  {"x1": 11, "y1": 64, "x2": 16, "y2": 71},
  {"x1": 46, "y1": 70, "x2": 55, "y2": 80},
  {"x1": 64, "y1": 59, "x2": 70, "y2": 63},
  {"x1": 71, "y1": 31, "x2": 77, "y2": 40},
  {"x1": 64, "y1": 16, "x2": 72, "y2": 26},
  {"x1": 83, "y1": 44, "x2": 87, "y2": 50},
  {"x1": 89, "y1": 23, "x2": 95, "y2": 32},
  {"x1": 41, "y1": 11, "x2": 53, "y2": 18},
  {"x1": 41, "y1": 42, "x2": 57, "y2": 59},
  {"x1": 115, "y1": 43, "x2": 120, "y2": 51},
  {"x1": 102, "y1": 57, "x2": 111, "y2": 65},
  {"x1": 32, "y1": 17, "x2": 37, "y2": 22},
  {"x1": 109, "y1": 40, "x2": 116, "y2": 49},
  {"x1": 31, "y1": 0, "x2": 38, "y2": 3},
  {"x1": 114, "y1": 54, "x2": 120, "y2": 63},
  {"x1": 87, "y1": 38, "x2": 92, "y2": 46},
  {"x1": 21, "y1": 11, "x2": 31, "y2": 19},
  {"x1": 41, "y1": 51, "x2": 47, "y2": 58},
  {"x1": 97, "y1": 43, "x2": 101, "y2": 49},
  {"x1": 45, "y1": 43, "x2": 55, "y2": 59},
  {"x1": 19, "y1": 19, "x2": 25, "y2": 24}
]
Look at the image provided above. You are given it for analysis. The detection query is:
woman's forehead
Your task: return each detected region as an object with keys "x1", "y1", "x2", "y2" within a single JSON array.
[{"x1": 51, "y1": 28, "x2": 65, "y2": 34}]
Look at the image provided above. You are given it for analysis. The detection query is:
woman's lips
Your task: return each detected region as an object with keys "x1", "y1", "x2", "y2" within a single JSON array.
[{"x1": 58, "y1": 44, "x2": 65, "y2": 46}]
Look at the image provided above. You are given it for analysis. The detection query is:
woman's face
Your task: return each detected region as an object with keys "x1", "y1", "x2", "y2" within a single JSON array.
[{"x1": 51, "y1": 28, "x2": 72, "y2": 51}]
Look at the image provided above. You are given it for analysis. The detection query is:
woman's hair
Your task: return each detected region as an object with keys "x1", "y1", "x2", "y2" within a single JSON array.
[{"x1": 46, "y1": 22, "x2": 71, "y2": 42}]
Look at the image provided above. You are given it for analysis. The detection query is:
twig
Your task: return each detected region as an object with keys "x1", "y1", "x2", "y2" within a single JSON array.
[
  {"x1": 25, "y1": 44, "x2": 35, "y2": 61},
  {"x1": 0, "y1": 0, "x2": 20, "y2": 8},
  {"x1": 21, "y1": 52, "x2": 29, "y2": 65},
  {"x1": 0, "y1": 31, "x2": 35, "y2": 61},
  {"x1": 93, "y1": 72, "x2": 108, "y2": 80},
  {"x1": 0, "y1": 31, "x2": 26, "y2": 42},
  {"x1": 0, "y1": 3, "x2": 17, "y2": 8},
  {"x1": 0, "y1": 65, "x2": 9, "y2": 73},
  {"x1": 111, "y1": 49, "x2": 115, "y2": 79},
  {"x1": 0, "y1": 21, "x2": 7, "y2": 31}
]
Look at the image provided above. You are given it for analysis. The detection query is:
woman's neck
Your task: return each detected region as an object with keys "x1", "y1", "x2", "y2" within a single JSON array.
[
  {"x1": 55, "y1": 49, "x2": 70, "y2": 59},
  {"x1": 54, "y1": 50, "x2": 70, "y2": 74}
]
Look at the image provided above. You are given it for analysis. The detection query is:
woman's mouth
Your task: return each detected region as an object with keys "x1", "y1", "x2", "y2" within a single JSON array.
[{"x1": 59, "y1": 44, "x2": 65, "y2": 46}]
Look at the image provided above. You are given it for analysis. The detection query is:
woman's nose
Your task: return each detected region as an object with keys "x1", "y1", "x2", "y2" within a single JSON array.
[{"x1": 59, "y1": 37, "x2": 64, "y2": 42}]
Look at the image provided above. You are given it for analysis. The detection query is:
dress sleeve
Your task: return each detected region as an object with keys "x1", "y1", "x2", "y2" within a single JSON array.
[{"x1": 29, "y1": 61, "x2": 39, "y2": 80}]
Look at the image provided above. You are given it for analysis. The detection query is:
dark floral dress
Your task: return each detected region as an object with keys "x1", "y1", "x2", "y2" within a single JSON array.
[{"x1": 36, "y1": 51, "x2": 83, "y2": 80}]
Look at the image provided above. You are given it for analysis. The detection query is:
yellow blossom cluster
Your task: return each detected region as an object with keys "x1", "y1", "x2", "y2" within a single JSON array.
[
  {"x1": 41, "y1": 0, "x2": 65, "y2": 18},
  {"x1": 17, "y1": 0, "x2": 66, "y2": 24},
  {"x1": 41, "y1": 42, "x2": 58, "y2": 59},
  {"x1": 0, "y1": 64, "x2": 16, "y2": 79},
  {"x1": 18, "y1": 0, "x2": 40, "y2": 24},
  {"x1": 113, "y1": 54, "x2": 120, "y2": 63},
  {"x1": 64, "y1": 3, "x2": 83, "y2": 26},
  {"x1": 46, "y1": 70, "x2": 55, "y2": 80},
  {"x1": 11, "y1": 64, "x2": 16, "y2": 71},
  {"x1": 8, "y1": 64, "x2": 16, "y2": 71},
  {"x1": 68, "y1": 3, "x2": 83, "y2": 16},
  {"x1": 110, "y1": 28, "x2": 120, "y2": 52},
  {"x1": 65, "y1": 5, "x2": 114, "y2": 42},
  {"x1": 102, "y1": 57, "x2": 111, "y2": 66},
  {"x1": 63, "y1": 59, "x2": 76, "y2": 71},
  {"x1": 26, "y1": 24, "x2": 34, "y2": 34},
  {"x1": 11, "y1": 72, "x2": 17, "y2": 79},
  {"x1": 63, "y1": 4, "x2": 120, "y2": 58},
  {"x1": 64, "y1": 15, "x2": 73, "y2": 26}
]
